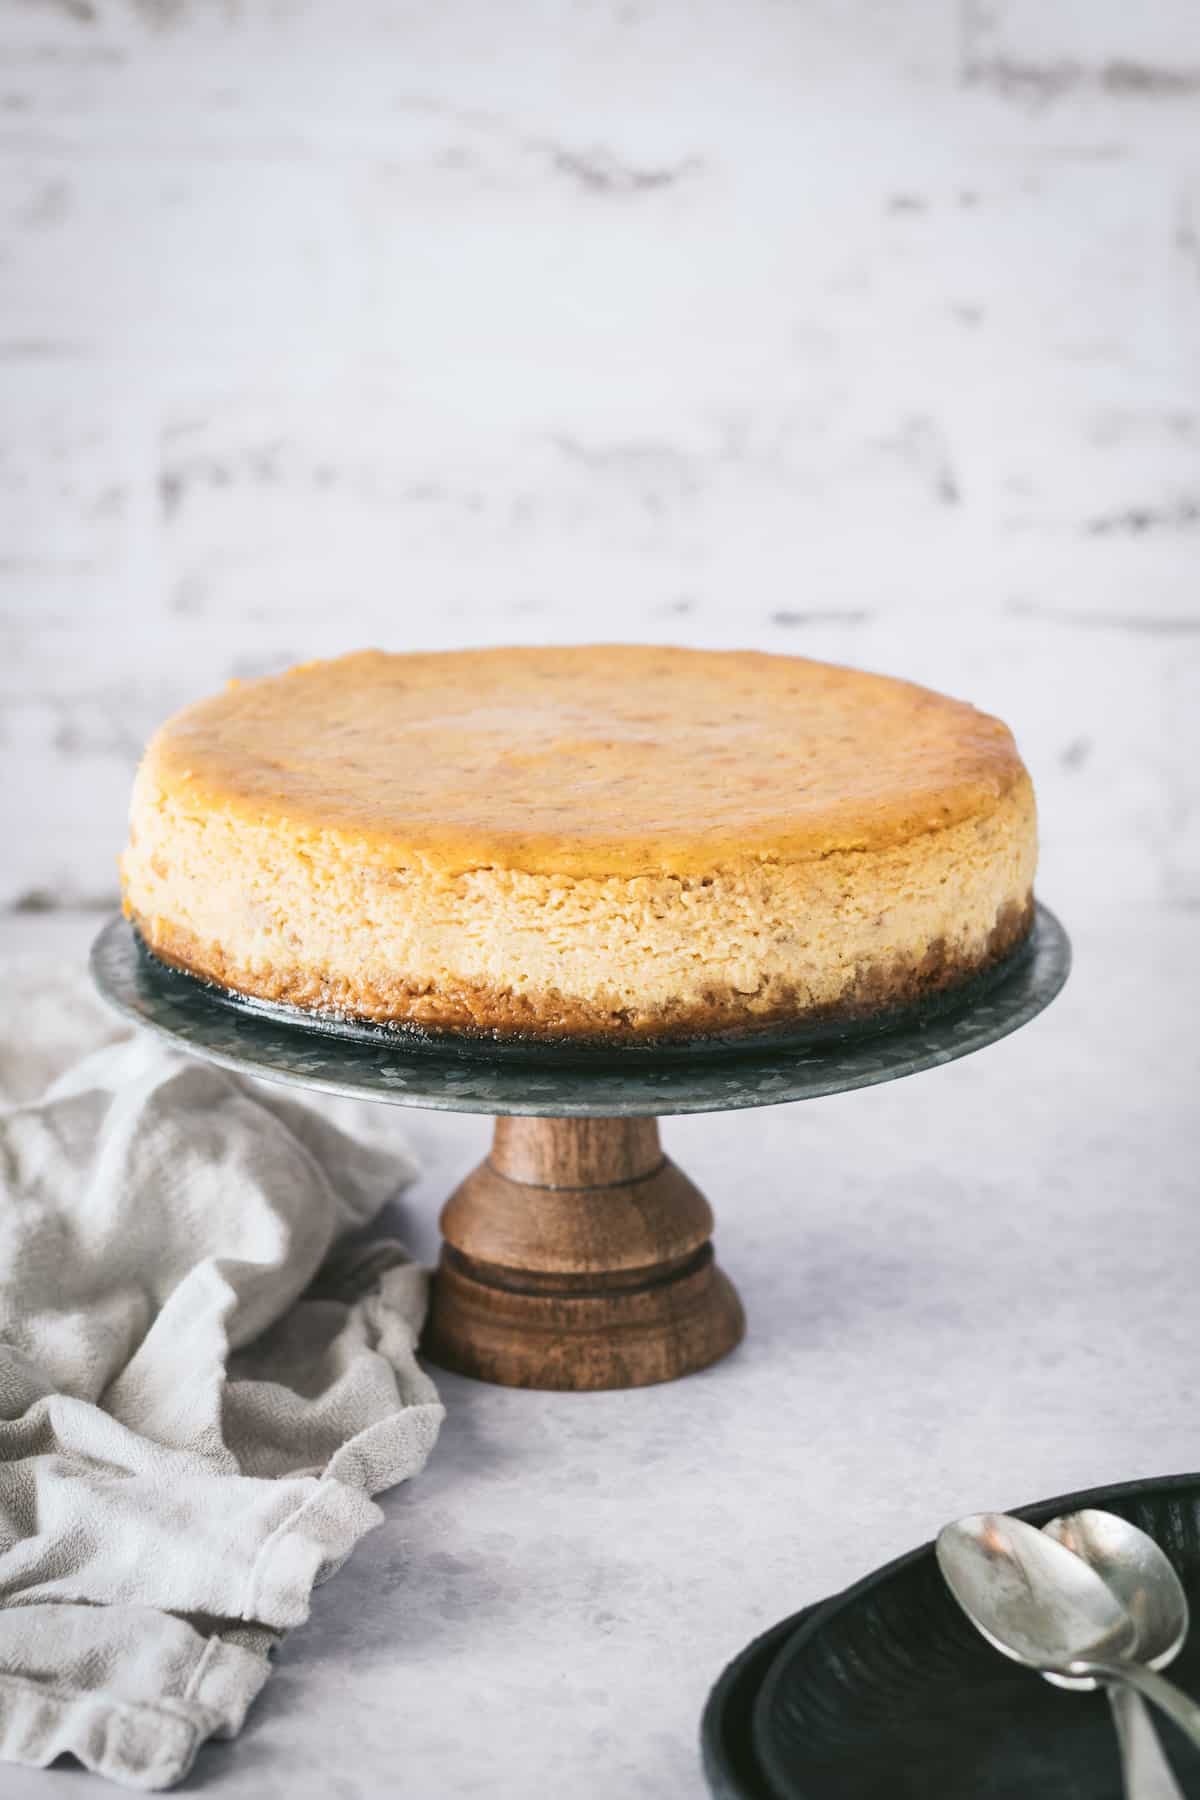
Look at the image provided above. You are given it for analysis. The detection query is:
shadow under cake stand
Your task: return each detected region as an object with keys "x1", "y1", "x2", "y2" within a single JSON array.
[{"x1": 91, "y1": 908, "x2": 1070, "y2": 1392}]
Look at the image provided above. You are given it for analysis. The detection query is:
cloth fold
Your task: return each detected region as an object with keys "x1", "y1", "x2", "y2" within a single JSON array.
[{"x1": 0, "y1": 955, "x2": 443, "y2": 1788}]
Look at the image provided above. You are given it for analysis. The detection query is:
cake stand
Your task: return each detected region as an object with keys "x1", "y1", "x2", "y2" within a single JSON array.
[{"x1": 90, "y1": 908, "x2": 1070, "y2": 1392}]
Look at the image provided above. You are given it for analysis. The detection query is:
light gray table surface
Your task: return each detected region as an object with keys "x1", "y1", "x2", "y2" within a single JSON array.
[{"x1": 4, "y1": 903, "x2": 1197, "y2": 1799}]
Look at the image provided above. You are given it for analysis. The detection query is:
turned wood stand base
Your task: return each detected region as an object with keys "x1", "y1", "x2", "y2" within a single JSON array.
[{"x1": 422, "y1": 1116, "x2": 745, "y2": 1391}]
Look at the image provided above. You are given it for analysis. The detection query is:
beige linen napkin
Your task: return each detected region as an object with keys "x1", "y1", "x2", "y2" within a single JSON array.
[{"x1": 0, "y1": 955, "x2": 443, "y2": 1789}]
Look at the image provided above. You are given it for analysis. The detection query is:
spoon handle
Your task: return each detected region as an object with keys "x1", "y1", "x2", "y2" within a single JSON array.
[
  {"x1": 1108, "y1": 1684, "x2": 1187, "y2": 1800},
  {"x1": 1082, "y1": 1662, "x2": 1200, "y2": 1754}
]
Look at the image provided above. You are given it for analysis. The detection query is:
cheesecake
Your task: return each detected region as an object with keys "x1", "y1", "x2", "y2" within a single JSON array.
[{"x1": 120, "y1": 646, "x2": 1038, "y2": 1042}]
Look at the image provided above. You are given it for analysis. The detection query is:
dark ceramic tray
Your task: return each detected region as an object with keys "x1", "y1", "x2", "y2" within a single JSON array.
[
  {"x1": 703, "y1": 1606, "x2": 815, "y2": 1800},
  {"x1": 701, "y1": 1473, "x2": 1200, "y2": 1800},
  {"x1": 90, "y1": 906, "x2": 1069, "y2": 1118}
]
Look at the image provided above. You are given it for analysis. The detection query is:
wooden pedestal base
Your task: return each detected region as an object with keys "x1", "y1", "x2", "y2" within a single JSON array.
[{"x1": 422, "y1": 1116, "x2": 744, "y2": 1391}]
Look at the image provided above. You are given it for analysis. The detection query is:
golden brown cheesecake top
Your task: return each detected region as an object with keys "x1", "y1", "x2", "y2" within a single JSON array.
[{"x1": 139, "y1": 646, "x2": 1029, "y2": 879}]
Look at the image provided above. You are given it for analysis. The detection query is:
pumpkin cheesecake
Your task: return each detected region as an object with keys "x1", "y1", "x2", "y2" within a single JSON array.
[{"x1": 120, "y1": 646, "x2": 1038, "y2": 1042}]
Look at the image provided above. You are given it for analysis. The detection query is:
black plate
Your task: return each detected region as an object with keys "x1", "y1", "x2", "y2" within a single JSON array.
[
  {"x1": 702, "y1": 1473, "x2": 1200, "y2": 1800},
  {"x1": 92, "y1": 909, "x2": 1069, "y2": 1118}
]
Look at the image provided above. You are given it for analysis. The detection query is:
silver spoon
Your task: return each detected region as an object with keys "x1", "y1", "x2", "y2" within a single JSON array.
[
  {"x1": 1044, "y1": 1510, "x2": 1190, "y2": 1800},
  {"x1": 936, "y1": 1514, "x2": 1200, "y2": 1749}
]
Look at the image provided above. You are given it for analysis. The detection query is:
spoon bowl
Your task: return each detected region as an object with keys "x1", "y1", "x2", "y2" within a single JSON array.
[
  {"x1": 1044, "y1": 1509, "x2": 1190, "y2": 1677},
  {"x1": 937, "y1": 1511, "x2": 1139, "y2": 1676}
]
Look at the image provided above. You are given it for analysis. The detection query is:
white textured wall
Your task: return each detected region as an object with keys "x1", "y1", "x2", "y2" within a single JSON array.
[{"x1": 3, "y1": 0, "x2": 1198, "y2": 918}]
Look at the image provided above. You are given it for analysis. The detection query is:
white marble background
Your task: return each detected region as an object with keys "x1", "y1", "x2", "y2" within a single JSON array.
[
  {"x1": 2, "y1": 0, "x2": 1198, "y2": 919},
  {"x1": 2, "y1": 7, "x2": 1200, "y2": 1799}
]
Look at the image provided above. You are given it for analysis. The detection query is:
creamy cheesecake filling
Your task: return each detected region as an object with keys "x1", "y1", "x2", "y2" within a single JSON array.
[{"x1": 122, "y1": 769, "x2": 1037, "y2": 1040}]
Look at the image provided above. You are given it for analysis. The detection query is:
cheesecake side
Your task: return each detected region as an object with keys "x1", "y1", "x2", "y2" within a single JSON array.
[{"x1": 122, "y1": 759, "x2": 1037, "y2": 1043}]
